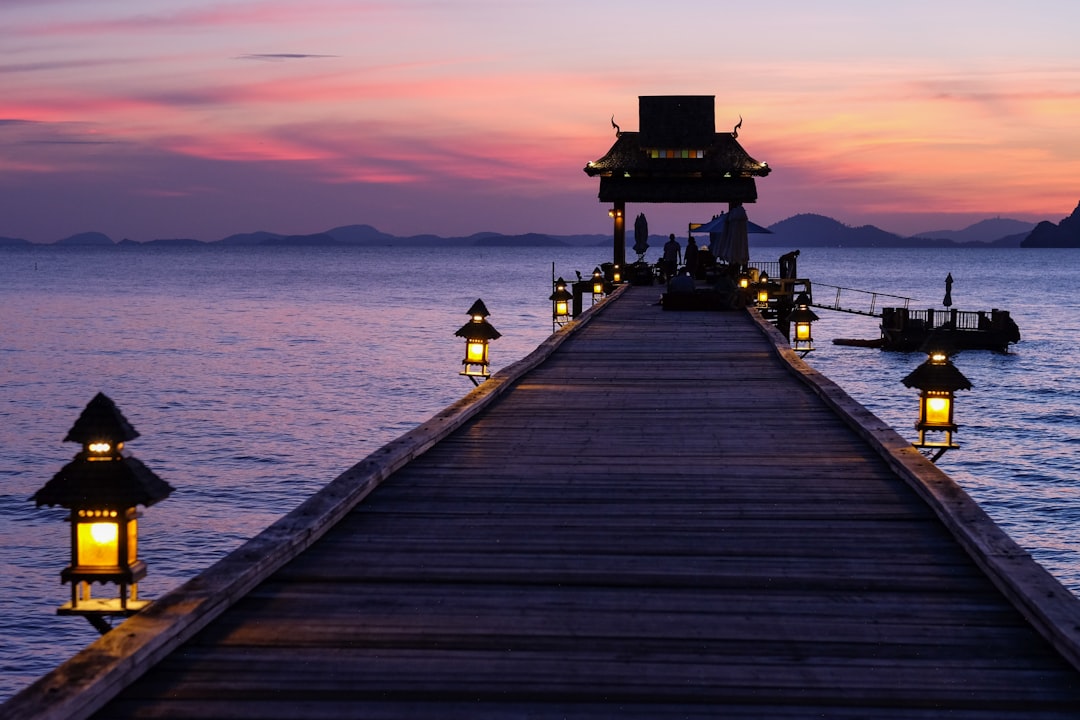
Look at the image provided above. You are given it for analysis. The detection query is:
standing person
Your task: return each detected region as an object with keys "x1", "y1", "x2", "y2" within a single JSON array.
[
  {"x1": 779, "y1": 249, "x2": 800, "y2": 279},
  {"x1": 685, "y1": 237, "x2": 699, "y2": 278},
  {"x1": 662, "y1": 233, "x2": 681, "y2": 280}
]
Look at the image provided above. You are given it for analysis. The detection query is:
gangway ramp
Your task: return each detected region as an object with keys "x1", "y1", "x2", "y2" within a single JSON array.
[{"x1": 811, "y1": 282, "x2": 913, "y2": 317}]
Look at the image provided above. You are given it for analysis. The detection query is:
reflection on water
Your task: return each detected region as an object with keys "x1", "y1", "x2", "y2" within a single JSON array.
[{"x1": 1, "y1": 244, "x2": 1078, "y2": 701}]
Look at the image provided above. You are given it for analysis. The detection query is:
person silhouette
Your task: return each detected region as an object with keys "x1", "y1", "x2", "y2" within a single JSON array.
[
  {"x1": 685, "y1": 237, "x2": 699, "y2": 277},
  {"x1": 662, "y1": 233, "x2": 681, "y2": 280}
]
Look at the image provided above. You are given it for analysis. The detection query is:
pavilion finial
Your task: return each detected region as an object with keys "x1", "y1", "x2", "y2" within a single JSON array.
[
  {"x1": 611, "y1": 115, "x2": 621, "y2": 137},
  {"x1": 732, "y1": 115, "x2": 742, "y2": 138}
]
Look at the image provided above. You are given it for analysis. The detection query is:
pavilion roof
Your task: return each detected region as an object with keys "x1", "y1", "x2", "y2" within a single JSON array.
[
  {"x1": 583, "y1": 130, "x2": 770, "y2": 179},
  {"x1": 583, "y1": 95, "x2": 771, "y2": 204}
]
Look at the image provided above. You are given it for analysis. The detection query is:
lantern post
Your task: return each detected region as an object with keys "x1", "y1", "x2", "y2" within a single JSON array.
[
  {"x1": 455, "y1": 299, "x2": 501, "y2": 385},
  {"x1": 32, "y1": 393, "x2": 174, "y2": 634},
  {"x1": 788, "y1": 292, "x2": 819, "y2": 356},
  {"x1": 755, "y1": 272, "x2": 771, "y2": 309},
  {"x1": 591, "y1": 267, "x2": 606, "y2": 304},
  {"x1": 549, "y1": 277, "x2": 573, "y2": 331},
  {"x1": 901, "y1": 350, "x2": 972, "y2": 462}
]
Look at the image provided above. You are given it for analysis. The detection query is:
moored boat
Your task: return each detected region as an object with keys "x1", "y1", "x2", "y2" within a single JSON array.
[{"x1": 879, "y1": 306, "x2": 1020, "y2": 353}]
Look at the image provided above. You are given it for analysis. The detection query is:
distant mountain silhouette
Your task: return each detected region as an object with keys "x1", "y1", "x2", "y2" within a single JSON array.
[
  {"x1": 1021, "y1": 201, "x2": 1080, "y2": 248},
  {"x1": 55, "y1": 231, "x2": 114, "y2": 246},
  {"x1": 914, "y1": 218, "x2": 1034, "y2": 243},
  {"x1": 4, "y1": 213, "x2": 1060, "y2": 249},
  {"x1": 760, "y1": 214, "x2": 907, "y2": 247},
  {"x1": 760, "y1": 213, "x2": 1030, "y2": 248},
  {"x1": 325, "y1": 224, "x2": 396, "y2": 244},
  {"x1": 219, "y1": 231, "x2": 285, "y2": 245}
]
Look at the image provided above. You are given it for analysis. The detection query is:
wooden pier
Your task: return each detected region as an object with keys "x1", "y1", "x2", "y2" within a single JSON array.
[{"x1": 7, "y1": 285, "x2": 1080, "y2": 719}]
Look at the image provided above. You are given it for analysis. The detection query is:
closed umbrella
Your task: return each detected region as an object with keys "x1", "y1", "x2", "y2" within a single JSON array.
[
  {"x1": 943, "y1": 273, "x2": 953, "y2": 308},
  {"x1": 633, "y1": 213, "x2": 649, "y2": 260},
  {"x1": 719, "y1": 204, "x2": 750, "y2": 267}
]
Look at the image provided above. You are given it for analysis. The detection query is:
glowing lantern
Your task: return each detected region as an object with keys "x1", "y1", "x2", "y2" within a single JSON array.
[
  {"x1": 901, "y1": 350, "x2": 972, "y2": 461},
  {"x1": 756, "y1": 272, "x2": 770, "y2": 308},
  {"x1": 612, "y1": 264, "x2": 622, "y2": 284},
  {"x1": 455, "y1": 299, "x2": 501, "y2": 385},
  {"x1": 32, "y1": 393, "x2": 173, "y2": 633},
  {"x1": 788, "y1": 292, "x2": 820, "y2": 355},
  {"x1": 591, "y1": 267, "x2": 605, "y2": 301},
  {"x1": 549, "y1": 277, "x2": 573, "y2": 329}
]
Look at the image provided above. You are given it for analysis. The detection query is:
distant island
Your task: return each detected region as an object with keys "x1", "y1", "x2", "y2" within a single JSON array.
[
  {"x1": 3, "y1": 202, "x2": 1080, "y2": 249},
  {"x1": 1020, "y1": 200, "x2": 1080, "y2": 248}
]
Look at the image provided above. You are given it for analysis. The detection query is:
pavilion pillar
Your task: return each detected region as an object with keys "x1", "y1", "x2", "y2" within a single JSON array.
[{"x1": 612, "y1": 200, "x2": 626, "y2": 268}]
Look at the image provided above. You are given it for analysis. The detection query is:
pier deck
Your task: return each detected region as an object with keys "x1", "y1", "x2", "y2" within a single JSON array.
[{"x1": 10, "y1": 286, "x2": 1080, "y2": 718}]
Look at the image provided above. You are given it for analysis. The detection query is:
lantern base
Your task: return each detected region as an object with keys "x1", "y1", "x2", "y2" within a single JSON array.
[
  {"x1": 59, "y1": 597, "x2": 151, "y2": 634},
  {"x1": 58, "y1": 597, "x2": 150, "y2": 616},
  {"x1": 460, "y1": 365, "x2": 490, "y2": 386}
]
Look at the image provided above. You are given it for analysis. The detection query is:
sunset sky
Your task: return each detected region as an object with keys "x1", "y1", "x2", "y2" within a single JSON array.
[{"x1": 2, "y1": 0, "x2": 1079, "y2": 243}]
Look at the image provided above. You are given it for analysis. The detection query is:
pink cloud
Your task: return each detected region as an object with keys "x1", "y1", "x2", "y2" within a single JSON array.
[{"x1": 16, "y1": 1, "x2": 398, "y2": 37}]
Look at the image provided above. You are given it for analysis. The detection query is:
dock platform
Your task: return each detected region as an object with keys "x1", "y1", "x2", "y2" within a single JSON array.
[{"x1": 8, "y1": 285, "x2": 1080, "y2": 719}]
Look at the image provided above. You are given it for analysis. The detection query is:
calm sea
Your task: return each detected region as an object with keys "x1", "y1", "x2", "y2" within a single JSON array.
[{"x1": 1, "y1": 244, "x2": 1078, "y2": 701}]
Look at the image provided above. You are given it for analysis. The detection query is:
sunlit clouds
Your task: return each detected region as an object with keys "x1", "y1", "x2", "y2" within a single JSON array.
[{"x1": 2, "y1": 0, "x2": 1079, "y2": 241}]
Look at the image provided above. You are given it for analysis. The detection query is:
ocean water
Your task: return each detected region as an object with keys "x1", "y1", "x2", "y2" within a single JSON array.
[{"x1": 1, "y1": 244, "x2": 1077, "y2": 702}]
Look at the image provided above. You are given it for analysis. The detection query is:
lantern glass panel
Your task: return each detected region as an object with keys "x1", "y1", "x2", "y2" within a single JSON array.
[
  {"x1": 924, "y1": 392, "x2": 952, "y2": 426},
  {"x1": 795, "y1": 322, "x2": 811, "y2": 341},
  {"x1": 466, "y1": 340, "x2": 487, "y2": 364},
  {"x1": 556, "y1": 300, "x2": 569, "y2": 316},
  {"x1": 77, "y1": 518, "x2": 120, "y2": 567}
]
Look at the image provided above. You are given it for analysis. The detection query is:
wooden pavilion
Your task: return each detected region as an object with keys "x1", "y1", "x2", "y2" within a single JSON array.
[{"x1": 584, "y1": 95, "x2": 771, "y2": 267}]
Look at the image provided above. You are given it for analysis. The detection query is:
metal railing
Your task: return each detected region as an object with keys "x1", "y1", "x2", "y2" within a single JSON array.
[
  {"x1": 811, "y1": 283, "x2": 913, "y2": 317},
  {"x1": 889, "y1": 308, "x2": 990, "y2": 331}
]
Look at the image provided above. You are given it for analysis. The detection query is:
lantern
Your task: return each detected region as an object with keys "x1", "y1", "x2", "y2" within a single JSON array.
[
  {"x1": 455, "y1": 299, "x2": 501, "y2": 385},
  {"x1": 549, "y1": 277, "x2": 573, "y2": 329},
  {"x1": 788, "y1": 292, "x2": 820, "y2": 355},
  {"x1": 738, "y1": 272, "x2": 750, "y2": 290},
  {"x1": 591, "y1": 267, "x2": 605, "y2": 301},
  {"x1": 612, "y1": 264, "x2": 622, "y2": 284},
  {"x1": 901, "y1": 350, "x2": 972, "y2": 461},
  {"x1": 756, "y1": 272, "x2": 770, "y2": 308},
  {"x1": 32, "y1": 393, "x2": 173, "y2": 632}
]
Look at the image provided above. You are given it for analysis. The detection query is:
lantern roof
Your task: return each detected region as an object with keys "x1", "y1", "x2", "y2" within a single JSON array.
[
  {"x1": 549, "y1": 279, "x2": 573, "y2": 301},
  {"x1": 63, "y1": 392, "x2": 139, "y2": 445},
  {"x1": 457, "y1": 299, "x2": 501, "y2": 339},
  {"x1": 584, "y1": 96, "x2": 770, "y2": 204},
  {"x1": 34, "y1": 392, "x2": 175, "y2": 509},
  {"x1": 902, "y1": 357, "x2": 973, "y2": 392},
  {"x1": 788, "y1": 305, "x2": 820, "y2": 323},
  {"x1": 455, "y1": 319, "x2": 502, "y2": 341},
  {"x1": 465, "y1": 299, "x2": 491, "y2": 318},
  {"x1": 33, "y1": 455, "x2": 174, "y2": 509}
]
